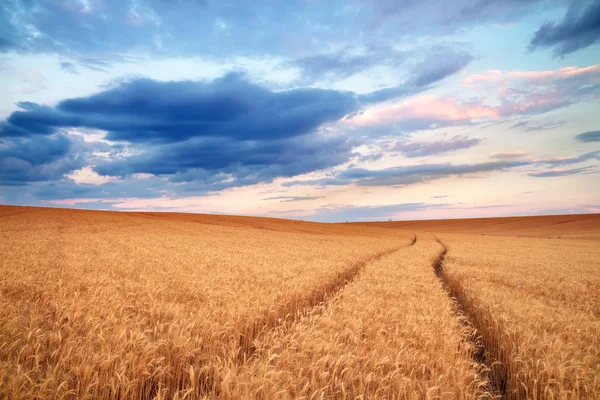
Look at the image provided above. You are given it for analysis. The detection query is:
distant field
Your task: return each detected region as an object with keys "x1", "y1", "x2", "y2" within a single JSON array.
[
  {"x1": 1, "y1": 206, "x2": 598, "y2": 399},
  {"x1": 353, "y1": 213, "x2": 600, "y2": 240}
]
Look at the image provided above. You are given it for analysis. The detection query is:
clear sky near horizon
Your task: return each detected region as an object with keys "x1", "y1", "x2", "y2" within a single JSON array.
[{"x1": 0, "y1": 0, "x2": 599, "y2": 222}]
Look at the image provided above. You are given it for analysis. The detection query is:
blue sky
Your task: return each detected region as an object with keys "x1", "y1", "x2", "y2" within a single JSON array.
[{"x1": 1, "y1": 0, "x2": 599, "y2": 221}]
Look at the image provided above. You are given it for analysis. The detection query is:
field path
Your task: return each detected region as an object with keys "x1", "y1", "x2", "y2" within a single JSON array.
[
  {"x1": 432, "y1": 237, "x2": 506, "y2": 398},
  {"x1": 432, "y1": 233, "x2": 600, "y2": 399},
  {"x1": 236, "y1": 242, "x2": 408, "y2": 361},
  {"x1": 216, "y1": 235, "x2": 485, "y2": 398},
  {"x1": 193, "y1": 239, "x2": 413, "y2": 396}
]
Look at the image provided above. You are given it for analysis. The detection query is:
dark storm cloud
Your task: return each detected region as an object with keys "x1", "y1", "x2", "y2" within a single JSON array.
[
  {"x1": 0, "y1": 73, "x2": 359, "y2": 143},
  {"x1": 0, "y1": 134, "x2": 85, "y2": 185},
  {"x1": 529, "y1": 0, "x2": 600, "y2": 57},
  {"x1": 93, "y1": 134, "x2": 357, "y2": 185},
  {"x1": 0, "y1": 72, "x2": 361, "y2": 199},
  {"x1": 392, "y1": 136, "x2": 481, "y2": 157},
  {"x1": 575, "y1": 130, "x2": 600, "y2": 142},
  {"x1": 1, "y1": 102, "x2": 70, "y2": 136},
  {"x1": 0, "y1": 73, "x2": 361, "y2": 187}
]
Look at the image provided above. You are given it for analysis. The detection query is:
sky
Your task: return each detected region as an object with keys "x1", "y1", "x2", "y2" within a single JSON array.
[{"x1": 0, "y1": 0, "x2": 599, "y2": 222}]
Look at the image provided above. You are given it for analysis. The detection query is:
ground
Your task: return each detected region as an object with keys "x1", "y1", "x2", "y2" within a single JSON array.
[{"x1": 1, "y1": 205, "x2": 598, "y2": 399}]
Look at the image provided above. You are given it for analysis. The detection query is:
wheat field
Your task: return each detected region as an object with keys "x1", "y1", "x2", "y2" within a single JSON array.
[
  {"x1": 1, "y1": 205, "x2": 599, "y2": 399},
  {"x1": 437, "y1": 234, "x2": 600, "y2": 399}
]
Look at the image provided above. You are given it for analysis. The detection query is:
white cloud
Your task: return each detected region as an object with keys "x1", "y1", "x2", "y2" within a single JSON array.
[{"x1": 67, "y1": 166, "x2": 117, "y2": 185}]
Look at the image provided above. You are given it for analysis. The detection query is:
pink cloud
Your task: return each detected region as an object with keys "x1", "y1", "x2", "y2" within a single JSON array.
[
  {"x1": 461, "y1": 69, "x2": 509, "y2": 88},
  {"x1": 532, "y1": 156, "x2": 576, "y2": 163},
  {"x1": 462, "y1": 64, "x2": 600, "y2": 88},
  {"x1": 346, "y1": 95, "x2": 500, "y2": 128},
  {"x1": 459, "y1": 64, "x2": 599, "y2": 117},
  {"x1": 508, "y1": 65, "x2": 600, "y2": 82},
  {"x1": 342, "y1": 64, "x2": 599, "y2": 132}
]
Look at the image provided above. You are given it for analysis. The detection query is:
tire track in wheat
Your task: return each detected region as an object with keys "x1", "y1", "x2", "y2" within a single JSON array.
[
  {"x1": 198, "y1": 237, "x2": 413, "y2": 396},
  {"x1": 432, "y1": 237, "x2": 507, "y2": 399},
  {"x1": 237, "y1": 239, "x2": 412, "y2": 362}
]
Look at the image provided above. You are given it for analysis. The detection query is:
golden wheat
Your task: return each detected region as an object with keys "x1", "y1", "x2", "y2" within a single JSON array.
[
  {"x1": 0, "y1": 206, "x2": 409, "y2": 398},
  {"x1": 219, "y1": 236, "x2": 489, "y2": 399},
  {"x1": 437, "y1": 233, "x2": 600, "y2": 399},
  {"x1": 356, "y1": 214, "x2": 600, "y2": 240},
  {"x1": 1, "y1": 205, "x2": 599, "y2": 399}
]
